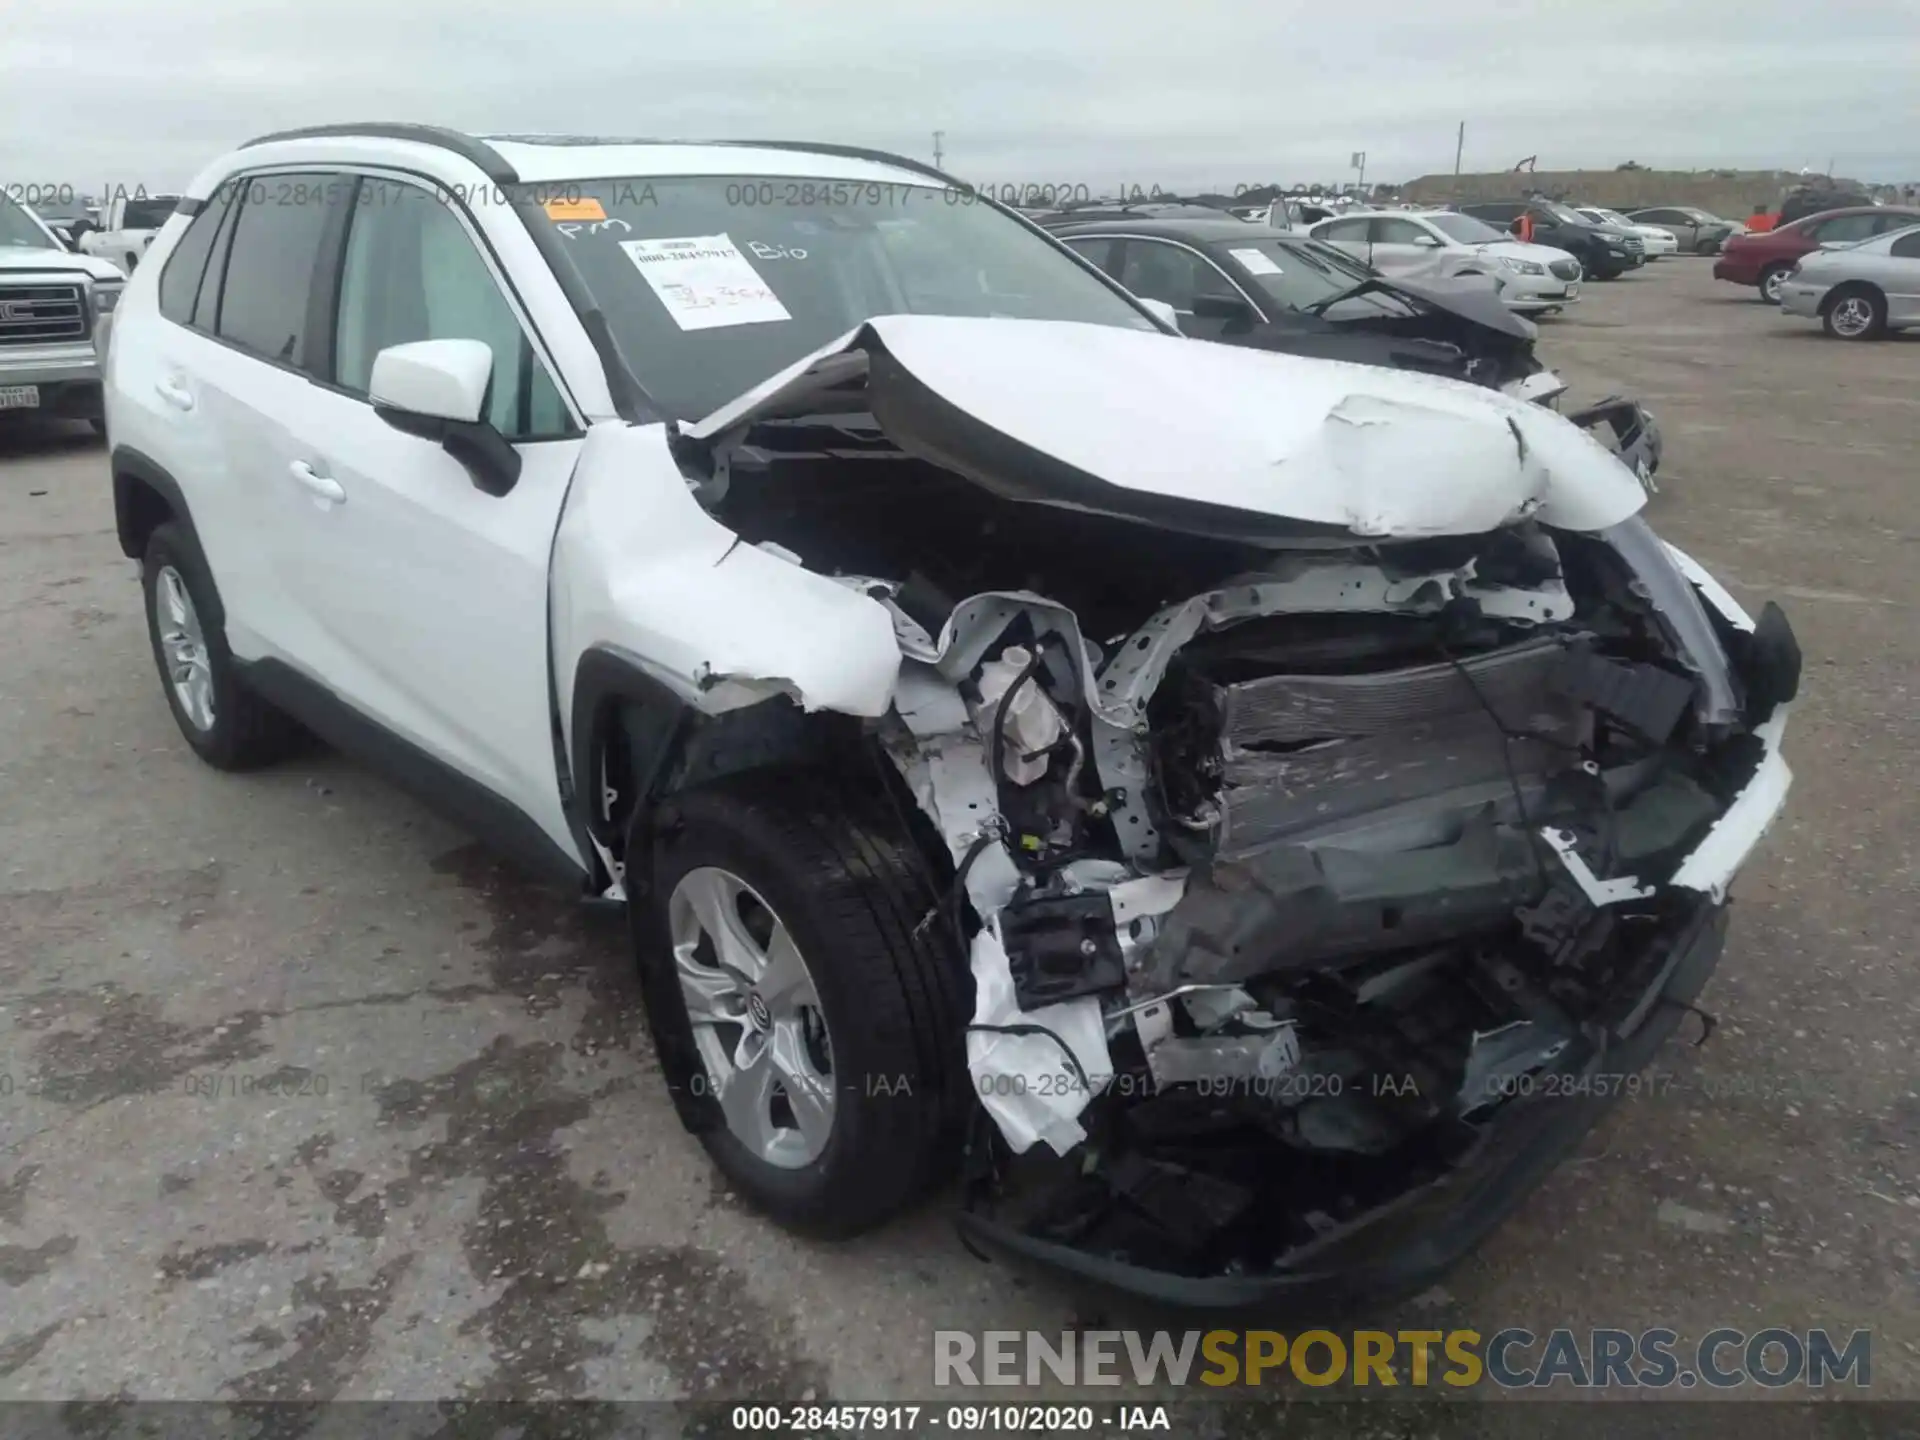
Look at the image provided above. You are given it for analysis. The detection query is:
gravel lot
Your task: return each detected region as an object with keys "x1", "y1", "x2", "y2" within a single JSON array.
[{"x1": 2, "y1": 258, "x2": 1917, "y2": 1409}]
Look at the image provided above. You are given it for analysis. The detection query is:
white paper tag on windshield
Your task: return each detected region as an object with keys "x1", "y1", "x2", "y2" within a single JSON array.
[
  {"x1": 1229, "y1": 247, "x2": 1283, "y2": 276},
  {"x1": 620, "y1": 234, "x2": 791, "y2": 331}
]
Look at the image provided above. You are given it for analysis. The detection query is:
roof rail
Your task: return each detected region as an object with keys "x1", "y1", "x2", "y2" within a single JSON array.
[
  {"x1": 238, "y1": 123, "x2": 518, "y2": 185},
  {"x1": 713, "y1": 140, "x2": 963, "y2": 188}
]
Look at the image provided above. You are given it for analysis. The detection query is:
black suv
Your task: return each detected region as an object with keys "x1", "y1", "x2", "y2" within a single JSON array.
[{"x1": 1461, "y1": 200, "x2": 1644, "y2": 279}]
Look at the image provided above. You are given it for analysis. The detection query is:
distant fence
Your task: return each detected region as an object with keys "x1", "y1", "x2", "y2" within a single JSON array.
[{"x1": 1397, "y1": 169, "x2": 1864, "y2": 217}]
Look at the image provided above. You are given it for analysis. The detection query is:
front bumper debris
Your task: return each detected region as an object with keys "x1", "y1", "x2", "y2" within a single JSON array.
[{"x1": 958, "y1": 902, "x2": 1728, "y2": 1310}]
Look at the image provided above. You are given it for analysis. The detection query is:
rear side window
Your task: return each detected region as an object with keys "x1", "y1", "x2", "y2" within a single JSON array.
[
  {"x1": 216, "y1": 175, "x2": 344, "y2": 367},
  {"x1": 157, "y1": 191, "x2": 235, "y2": 325},
  {"x1": 1813, "y1": 213, "x2": 1879, "y2": 244},
  {"x1": 1891, "y1": 231, "x2": 1920, "y2": 259}
]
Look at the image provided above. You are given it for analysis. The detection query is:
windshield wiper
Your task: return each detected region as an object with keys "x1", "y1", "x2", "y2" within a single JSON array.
[{"x1": 1303, "y1": 276, "x2": 1413, "y2": 315}]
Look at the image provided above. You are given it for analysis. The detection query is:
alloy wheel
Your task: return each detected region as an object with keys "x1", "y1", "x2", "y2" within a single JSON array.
[
  {"x1": 156, "y1": 565, "x2": 215, "y2": 732},
  {"x1": 1829, "y1": 297, "x2": 1875, "y2": 338},
  {"x1": 668, "y1": 866, "x2": 836, "y2": 1168}
]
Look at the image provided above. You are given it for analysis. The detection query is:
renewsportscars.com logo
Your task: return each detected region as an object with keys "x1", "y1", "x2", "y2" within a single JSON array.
[{"x1": 933, "y1": 1328, "x2": 1871, "y2": 1390}]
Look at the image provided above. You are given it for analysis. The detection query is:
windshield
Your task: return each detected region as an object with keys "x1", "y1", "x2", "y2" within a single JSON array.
[
  {"x1": 121, "y1": 198, "x2": 178, "y2": 229},
  {"x1": 1223, "y1": 238, "x2": 1412, "y2": 318},
  {"x1": 1426, "y1": 212, "x2": 1506, "y2": 244},
  {"x1": 540, "y1": 176, "x2": 1157, "y2": 419},
  {"x1": 0, "y1": 195, "x2": 56, "y2": 249},
  {"x1": 1540, "y1": 202, "x2": 1592, "y2": 227}
]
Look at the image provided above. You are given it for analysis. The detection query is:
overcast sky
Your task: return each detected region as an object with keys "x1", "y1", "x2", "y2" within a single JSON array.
[{"x1": 5, "y1": 0, "x2": 1918, "y2": 196}]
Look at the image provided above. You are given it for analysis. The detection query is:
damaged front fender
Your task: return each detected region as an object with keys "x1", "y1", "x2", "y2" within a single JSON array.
[{"x1": 552, "y1": 421, "x2": 901, "y2": 721}]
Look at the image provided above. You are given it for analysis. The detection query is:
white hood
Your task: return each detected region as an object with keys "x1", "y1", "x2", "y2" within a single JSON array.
[
  {"x1": 0, "y1": 246, "x2": 124, "y2": 282},
  {"x1": 688, "y1": 314, "x2": 1647, "y2": 539}
]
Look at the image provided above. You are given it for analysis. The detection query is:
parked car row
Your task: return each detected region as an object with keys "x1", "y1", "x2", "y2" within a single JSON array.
[{"x1": 1713, "y1": 204, "x2": 1920, "y2": 302}]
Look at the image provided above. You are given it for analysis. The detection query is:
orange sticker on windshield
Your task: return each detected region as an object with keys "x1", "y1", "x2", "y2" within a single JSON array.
[{"x1": 545, "y1": 197, "x2": 606, "y2": 221}]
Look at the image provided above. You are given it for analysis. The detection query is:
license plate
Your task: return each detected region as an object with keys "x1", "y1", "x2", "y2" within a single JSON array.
[
  {"x1": 1565, "y1": 283, "x2": 1580, "y2": 299},
  {"x1": 0, "y1": 385, "x2": 40, "y2": 411}
]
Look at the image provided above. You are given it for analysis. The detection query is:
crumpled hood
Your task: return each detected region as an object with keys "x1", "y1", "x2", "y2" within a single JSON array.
[
  {"x1": 0, "y1": 246, "x2": 123, "y2": 281},
  {"x1": 686, "y1": 314, "x2": 1648, "y2": 539}
]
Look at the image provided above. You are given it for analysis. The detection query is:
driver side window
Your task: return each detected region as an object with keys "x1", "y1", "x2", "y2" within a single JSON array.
[
  {"x1": 332, "y1": 180, "x2": 570, "y2": 440},
  {"x1": 1114, "y1": 240, "x2": 1237, "y2": 312}
]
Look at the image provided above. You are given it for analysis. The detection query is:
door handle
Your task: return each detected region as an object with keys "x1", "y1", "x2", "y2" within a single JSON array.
[
  {"x1": 288, "y1": 461, "x2": 346, "y2": 504},
  {"x1": 154, "y1": 377, "x2": 194, "y2": 412}
]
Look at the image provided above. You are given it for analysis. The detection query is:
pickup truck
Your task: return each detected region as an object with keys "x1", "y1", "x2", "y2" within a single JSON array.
[
  {"x1": 77, "y1": 192, "x2": 184, "y2": 274},
  {"x1": 0, "y1": 193, "x2": 127, "y2": 430}
]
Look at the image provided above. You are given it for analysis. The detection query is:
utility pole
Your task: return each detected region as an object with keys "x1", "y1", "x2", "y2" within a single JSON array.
[
  {"x1": 933, "y1": 131, "x2": 945, "y2": 170},
  {"x1": 1454, "y1": 121, "x2": 1465, "y2": 178}
]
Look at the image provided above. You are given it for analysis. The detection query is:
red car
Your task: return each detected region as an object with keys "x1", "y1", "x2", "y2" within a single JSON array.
[{"x1": 1715, "y1": 205, "x2": 1920, "y2": 302}]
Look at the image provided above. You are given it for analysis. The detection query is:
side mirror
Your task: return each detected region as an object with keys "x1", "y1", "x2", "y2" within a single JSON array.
[
  {"x1": 1190, "y1": 292, "x2": 1257, "y2": 323},
  {"x1": 1413, "y1": 234, "x2": 1443, "y2": 247},
  {"x1": 1137, "y1": 296, "x2": 1181, "y2": 331},
  {"x1": 370, "y1": 339, "x2": 521, "y2": 497}
]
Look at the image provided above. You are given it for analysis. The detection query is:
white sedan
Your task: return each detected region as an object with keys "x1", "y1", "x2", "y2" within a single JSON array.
[
  {"x1": 1579, "y1": 208, "x2": 1678, "y2": 258},
  {"x1": 1308, "y1": 209, "x2": 1584, "y2": 312}
]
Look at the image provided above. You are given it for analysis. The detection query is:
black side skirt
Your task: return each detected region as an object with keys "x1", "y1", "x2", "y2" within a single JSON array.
[{"x1": 237, "y1": 657, "x2": 590, "y2": 890}]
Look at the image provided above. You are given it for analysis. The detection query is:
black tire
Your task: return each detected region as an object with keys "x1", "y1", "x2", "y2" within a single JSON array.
[
  {"x1": 141, "y1": 521, "x2": 307, "y2": 770},
  {"x1": 1758, "y1": 263, "x2": 1793, "y2": 304},
  {"x1": 1821, "y1": 285, "x2": 1887, "y2": 340},
  {"x1": 1696, "y1": 237, "x2": 1721, "y2": 256},
  {"x1": 635, "y1": 772, "x2": 969, "y2": 1237}
]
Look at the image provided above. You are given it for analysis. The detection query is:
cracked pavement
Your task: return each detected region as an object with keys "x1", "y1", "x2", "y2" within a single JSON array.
[{"x1": 1, "y1": 261, "x2": 1917, "y2": 1414}]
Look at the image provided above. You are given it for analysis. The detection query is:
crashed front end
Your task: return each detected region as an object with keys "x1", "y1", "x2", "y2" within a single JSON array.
[{"x1": 682, "y1": 316, "x2": 1798, "y2": 1307}]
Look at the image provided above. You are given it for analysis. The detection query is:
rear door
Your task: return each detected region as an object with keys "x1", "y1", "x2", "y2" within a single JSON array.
[
  {"x1": 1313, "y1": 216, "x2": 1373, "y2": 266},
  {"x1": 269, "y1": 174, "x2": 585, "y2": 856},
  {"x1": 179, "y1": 173, "x2": 355, "y2": 667}
]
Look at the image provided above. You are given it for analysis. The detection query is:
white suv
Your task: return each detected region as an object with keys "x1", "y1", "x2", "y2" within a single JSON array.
[{"x1": 107, "y1": 125, "x2": 1799, "y2": 1305}]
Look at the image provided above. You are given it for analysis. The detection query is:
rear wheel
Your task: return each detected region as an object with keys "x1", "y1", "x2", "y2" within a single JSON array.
[
  {"x1": 141, "y1": 522, "x2": 307, "y2": 769},
  {"x1": 1822, "y1": 286, "x2": 1886, "y2": 340},
  {"x1": 635, "y1": 773, "x2": 968, "y2": 1236},
  {"x1": 1758, "y1": 263, "x2": 1792, "y2": 304}
]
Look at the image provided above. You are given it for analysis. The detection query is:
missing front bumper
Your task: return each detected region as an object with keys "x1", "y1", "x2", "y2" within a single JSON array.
[{"x1": 957, "y1": 902, "x2": 1728, "y2": 1312}]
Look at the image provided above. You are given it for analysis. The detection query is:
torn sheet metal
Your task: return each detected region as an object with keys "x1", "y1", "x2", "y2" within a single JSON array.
[
  {"x1": 1603, "y1": 516, "x2": 1742, "y2": 726},
  {"x1": 1669, "y1": 707, "x2": 1793, "y2": 903}
]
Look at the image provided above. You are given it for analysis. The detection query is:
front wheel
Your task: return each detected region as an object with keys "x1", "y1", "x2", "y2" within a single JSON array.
[
  {"x1": 634, "y1": 773, "x2": 969, "y2": 1236},
  {"x1": 1823, "y1": 287, "x2": 1886, "y2": 340}
]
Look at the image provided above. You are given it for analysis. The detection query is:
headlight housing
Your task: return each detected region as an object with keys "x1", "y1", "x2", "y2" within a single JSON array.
[
  {"x1": 1499, "y1": 257, "x2": 1546, "y2": 275},
  {"x1": 91, "y1": 282, "x2": 124, "y2": 316}
]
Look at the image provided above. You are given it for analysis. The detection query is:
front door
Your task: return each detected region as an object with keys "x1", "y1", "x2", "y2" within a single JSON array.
[{"x1": 272, "y1": 175, "x2": 586, "y2": 858}]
